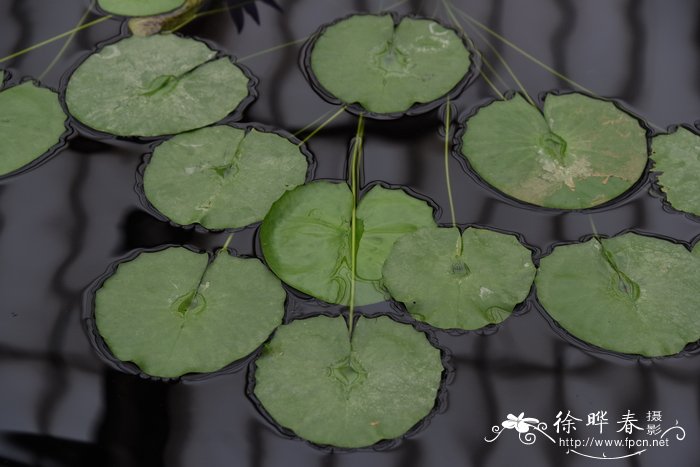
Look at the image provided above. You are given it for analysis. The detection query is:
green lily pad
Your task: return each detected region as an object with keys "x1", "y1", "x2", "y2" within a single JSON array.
[
  {"x1": 460, "y1": 93, "x2": 648, "y2": 209},
  {"x1": 536, "y1": 233, "x2": 700, "y2": 356},
  {"x1": 66, "y1": 34, "x2": 252, "y2": 137},
  {"x1": 95, "y1": 247, "x2": 285, "y2": 378},
  {"x1": 0, "y1": 81, "x2": 67, "y2": 176},
  {"x1": 254, "y1": 314, "x2": 442, "y2": 448},
  {"x1": 383, "y1": 227, "x2": 535, "y2": 330},
  {"x1": 98, "y1": 0, "x2": 186, "y2": 17},
  {"x1": 260, "y1": 181, "x2": 436, "y2": 306},
  {"x1": 652, "y1": 127, "x2": 700, "y2": 216},
  {"x1": 143, "y1": 125, "x2": 309, "y2": 230},
  {"x1": 306, "y1": 14, "x2": 472, "y2": 115}
]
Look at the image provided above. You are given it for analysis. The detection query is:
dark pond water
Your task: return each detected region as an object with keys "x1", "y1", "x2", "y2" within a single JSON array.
[{"x1": 2, "y1": 0, "x2": 700, "y2": 466}]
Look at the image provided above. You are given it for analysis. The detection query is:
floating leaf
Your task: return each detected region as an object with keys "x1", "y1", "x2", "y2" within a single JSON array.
[
  {"x1": 260, "y1": 181, "x2": 436, "y2": 306},
  {"x1": 66, "y1": 34, "x2": 253, "y2": 137},
  {"x1": 0, "y1": 81, "x2": 67, "y2": 176},
  {"x1": 651, "y1": 127, "x2": 700, "y2": 216},
  {"x1": 143, "y1": 125, "x2": 308, "y2": 230},
  {"x1": 98, "y1": 0, "x2": 186, "y2": 16},
  {"x1": 536, "y1": 233, "x2": 700, "y2": 356},
  {"x1": 253, "y1": 315, "x2": 442, "y2": 448},
  {"x1": 460, "y1": 93, "x2": 648, "y2": 209},
  {"x1": 306, "y1": 14, "x2": 472, "y2": 115},
  {"x1": 95, "y1": 247, "x2": 285, "y2": 378},
  {"x1": 383, "y1": 227, "x2": 535, "y2": 330}
]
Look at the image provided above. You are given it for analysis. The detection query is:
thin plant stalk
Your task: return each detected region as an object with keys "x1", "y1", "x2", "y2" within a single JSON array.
[
  {"x1": 0, "y1": 16, "x2": 112, "y2": 65},
  {"x1": 39, "y1": 0, "x2": 96, "y2": 80},
  {"x1": 297, "y1": 105, "x2": 347, "y2": 147},
  {"x1": 348, "y1": 114, "x2": 366, "y2": 338}
]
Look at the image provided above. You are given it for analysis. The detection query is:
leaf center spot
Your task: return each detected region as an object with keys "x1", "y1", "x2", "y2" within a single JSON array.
[
  {"x1": 540, "y1": 132, "x2": 568, "y2": 162},
  {"x1": 372, "y1": 40, "x2": 412, "y2": 77},
  {"x1": 141, "y1": 74, "x2": 179, "y2": 97},
  {"x1": 610, "y1": 273, "x2": 640, "y2": 301},
  {"x1": 450, "y1": 260, "x2": 470, "y2": 277},
  {"x1": 328, "y1": 354, "x2": 367, "y2": 390},
  {"x1": 212, "y1": 162, "x2": 238, "y2": 179},
  {"x1": 173, "y1": 290, "x2": 207, "y2": 317}
]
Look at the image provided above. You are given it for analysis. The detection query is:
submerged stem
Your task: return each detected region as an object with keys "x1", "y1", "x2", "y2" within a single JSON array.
[
  {"x1": 443, "y1": 0, "x2": 534, "y2": 106},
  {"x1": 348, "y1": 114, "x2": 366, "y2": 339},
  {"x1": 443, "y1": 97, "x2": 457, "y2": 229},
  {"x1": 39, "y1": 0, "x2": 96, "y2": 80},
  {"x1": 0, "y1": 16, "x2": 111, "y2": 66},
  {"x1": 221, "y1": 233, "x2": 234, "y2": 253},
  {"x1": 297, "y1": 105, "x2": 347, "y2": 147},
  {"x1": 238, "y1": 37, "x2": 308, "y2": 62},
  {"x1": 439, "y1": 0, "x2": 505, "y2": 100},
  {"x1": 443, "y1": 98, "x2": 463, "y2": 257}
]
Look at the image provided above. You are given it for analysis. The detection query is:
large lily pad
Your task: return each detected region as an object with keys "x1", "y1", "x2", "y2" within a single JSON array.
[
  {"x1": 306, "y1": 14, "x2": 472, "y2": 115},
  {"x1": 383, "y1": 227, "x2": 535, "y2": 330},
  {"x1": 143, "y1": 125, "x2": 309, "y2": 230},
  {"x1": 0, "y1": 81, "x2": 67, "y2": 176},
  {"x1": 260, "y1": 181, "x2": 436, "y2": 306},
  {"x1": 536, "y1": 233, "x2": 700, "y2": 356},
  {"x1": 95, "y1": 247, "x2": 285, "y2": 378},
  {"x1": 98, "y1": 0, "x2": 186, "y2": 16},
  {"x1": 253, "y1": 315, "x2": 442, "y2": 448},
  {"x1": 651, "y1": 126, "x2": 700, "y2": 216},
  {"x1": 65, "y1": 34, "x2": 253, "y2": 137},
  {"x1": 460, "y1": 93, "x2": 648, "y2": 209}
]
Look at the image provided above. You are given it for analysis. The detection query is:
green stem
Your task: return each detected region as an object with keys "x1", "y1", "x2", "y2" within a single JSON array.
[
  {"x1": 439, "y1": 0, "x2": 505, "y2": 100},
  {"x1": 238, "y1": 37, "x2": 308, "y2": 62},
  {"x1": 443, "y1": 97, "x2": 457, "y2": 229},
  {"x1": 293, "y1": 107, "x2": 335, "y2": 137},
  {"x1": 39, "y1": 0, "x2": 96, "y2": 80},
  {"x1": 221, "y1": 233, "x2": 234, "y2": 253},
  {"x1": 383, "y1": 0, "x2": 410, "y2": 11},
  {"x1": 297, "y1": 105, "x2": 347, "y2": 147},
  {"x1": 443, "y1": 97, "x2": 463, "y2": 257},
  {"x1": 443, "y1": 0, "x2": 534, "y2": 106},
  {"x1": 0, "y1": 15, "x2": 112, "y2": 66},
  {"x1": 348, "y1": 114, "x2": 366, "y2": 338}
]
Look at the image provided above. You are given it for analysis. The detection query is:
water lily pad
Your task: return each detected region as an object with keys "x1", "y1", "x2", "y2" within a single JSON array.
[
  {"x1": 0, "y1": 81, "x2": 67, "y2": 176},
  {"x1": 66, "y1": 34, "x2": 253, "y2": 137},
  {"x1": 383, "y1": 227, "x2": 535, "y2": 330},
  {"x1": 460, "y1": 93, "x2": 648, "y2": 209},
  {"x1": 143, "y1": 125, "x2": 309, "y2": 230},
  {"x1": 98, "y1": 0, "x2": 186, "y2": 17},
  {"x1": 260, "y1": 181, "x2": 436, "y2": 306},
  {"x1": 652, "y1": 127, "x2": 700, "y2": 216},
  {"x1": 95, "y1": 247, "x2": 285, "y2": 378},
  {"x1": 536, "y1": 233, "x2": 700, "y2": 356},
  {"x1": 306, "y1": 14, "x2": 472, "y2": 115},
  {"x1": 253, "y1": 314, "x2": 442, "y2": 448}
]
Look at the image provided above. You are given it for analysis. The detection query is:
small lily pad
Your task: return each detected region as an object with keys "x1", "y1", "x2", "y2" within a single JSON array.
[
  {"x1": 143, "y1": 125, "x2": 309, "y2": 230},
  {"x1": 66, "y1": 34, "x2": 253, "y2": 137},
  {"x1": 260, "y1": 181, "x2": 436, "y2": 306},
  {"x1": 0, "y1": 81, "x2": 67, "y2": 176},
  {"x1": 536, "y1": 233, "x2": 700, "y2": 356},
  {"x1": 383, "y1": 227, "x2": 535, "y2": 330},
  {"x1": 306, "y1": 14, "x2": 472, "y2": 115},
  {"x1": 95, "y1": 247, "x2": 285, "y2": 378},
  {"x1": 253, "y1": 314, "x2": 442, "y2": 448},
  {"x1": 98, "y1": 0, "x2": 186, "y2": 17},
  {"x1": 652, "y1": 126, "x2": 700, "y2": 216},
  {"x1": 460, "y1": 93, "x2": 648, "y2": 209}
]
